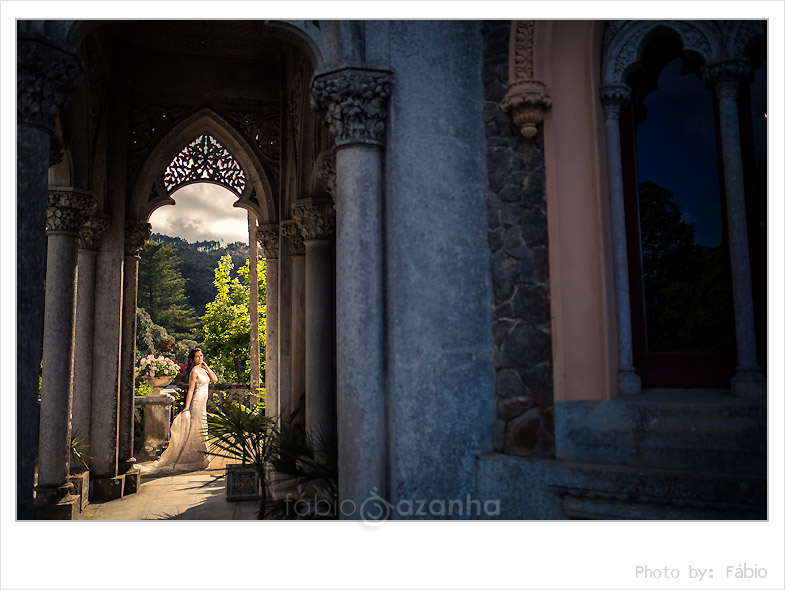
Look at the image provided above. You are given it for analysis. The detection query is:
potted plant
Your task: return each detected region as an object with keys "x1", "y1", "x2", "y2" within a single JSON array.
[
  {"x1": 68, "y1": 431, "x2": 91, "y2": 512},
  {"x1": 136, "y1": 354, "x2": 180, "y2": 394},
  {"x1": 205, "y1": 401, "x2": 277, "y2": 516}
]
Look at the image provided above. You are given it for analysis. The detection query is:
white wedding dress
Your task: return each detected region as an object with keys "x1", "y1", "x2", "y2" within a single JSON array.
[{"x1": 134, "y1": 369, "x2": 212, "y2": 476}]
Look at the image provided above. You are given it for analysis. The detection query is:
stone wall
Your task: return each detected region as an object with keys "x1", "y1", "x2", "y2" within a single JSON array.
[{"x1": 482, "y1": 21, "x2": 554, "y2": 458}]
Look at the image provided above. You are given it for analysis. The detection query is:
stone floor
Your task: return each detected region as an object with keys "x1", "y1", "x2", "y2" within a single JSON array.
[{"x1": 78, "y1": 458, "x2": 261, "y2": 520}]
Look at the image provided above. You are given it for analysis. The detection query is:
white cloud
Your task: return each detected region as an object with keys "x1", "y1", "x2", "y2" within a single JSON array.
[{"x1": 148, "y1": 183, "x2": 250, "y2": 244}]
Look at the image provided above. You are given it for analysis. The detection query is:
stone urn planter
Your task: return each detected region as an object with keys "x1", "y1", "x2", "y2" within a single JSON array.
[{"x1": 142, "y1": 376, "x2": 175, "y2": 395}]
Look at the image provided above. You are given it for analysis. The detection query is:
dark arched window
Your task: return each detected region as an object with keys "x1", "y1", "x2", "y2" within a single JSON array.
[{"x1": 620, "y1": 34, "x2": 736, "y2": 387}]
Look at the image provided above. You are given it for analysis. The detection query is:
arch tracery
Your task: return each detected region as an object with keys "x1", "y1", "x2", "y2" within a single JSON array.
[{"x1": 163, "y1": 133, "x2": 247, "y2": 196}]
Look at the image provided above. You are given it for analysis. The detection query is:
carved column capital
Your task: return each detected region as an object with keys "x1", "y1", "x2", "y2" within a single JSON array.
[
  {"x1": 257, "y1": 224, "x2": 280, "y2": 260},
  {"x1": 292, "y1": 199, "x2": 335, "y2": 242},
  {"x1": 17, "y1": 36, "x2": 84, "y2": 133},
  {"x1": 702, "y1": 59, "x2": 751, "y2": 100},
  {"x1": 316, "y1": 148, "x2": 337, "y2": 200},
  {"x1": 46, "y1": 188, "x2": 96, "y2": 234},
  {"x1": 310, "y1": 68, "x2": 393, "y2": 147},
  {"x1": 280, "y1": 220, "x2": 305, "y2": 256},
  {"x1": 124, "y1": 221, "x2": 152, "y2": 257},
  {"x1": 79, "y1": 213, "x2": 110, "y2": 251},
  {"x1": 599, "y1": 84, "x2": 632, "y2": 120}
]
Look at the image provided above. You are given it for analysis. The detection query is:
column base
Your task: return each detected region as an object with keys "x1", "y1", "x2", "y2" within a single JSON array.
[
  {"x1": 120, "y1": 465, "x2": 141, "y2": 495},
  {"x1": 617, "y1": 370, "x2": 642, "y2": 396},
  {"x1": 731, "y1": 370, "x2": 766, "y2": 398},
  {"x1": 34, "y1": 485, "x2": 80, "y2": 520},
  {"x1": 91, "y1": 474, "x2": 126, "y2": 500}
]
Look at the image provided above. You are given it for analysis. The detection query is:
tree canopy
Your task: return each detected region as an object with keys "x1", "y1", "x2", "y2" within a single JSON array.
[
  {"x1": 137, "y1": 241, "x2": 199, "y2": 339},
  {"x1": 197, "y1": 254, "x2": 266, "y2": 383}
]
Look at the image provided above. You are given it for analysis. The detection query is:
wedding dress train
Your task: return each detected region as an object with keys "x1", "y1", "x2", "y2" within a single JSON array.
[{"x1": 134, "y1": 369, "x2": 211, "y2": 476}]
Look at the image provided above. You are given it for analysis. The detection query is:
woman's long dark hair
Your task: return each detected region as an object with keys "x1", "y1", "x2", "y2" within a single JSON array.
[{"x1": 184, "y1": 348, "x2": 202, "y2": 377}]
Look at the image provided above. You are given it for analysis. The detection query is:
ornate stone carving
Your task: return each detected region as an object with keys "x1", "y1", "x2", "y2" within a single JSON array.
[
  {"x1": 127, "y1": 105, "x2": 189, "y2": 184},
  {"x1": 728, "y1": 21, "x2": 765, "y2": 60},
  {"x1": 292, "y1": 200, "x2": 336, "y2": 242},
  {"x1": 602, "y1": 20, "x2": 716, "y2": 85},
  {"x1": 124, "y1": 221, "x2": 152, "y2": 257},
  {"x1": 509, "y1": 21, "x2": 535, "y2": 80},
  {"x1": 46, "y1": 189, "x2": 96, "y2": 234},
  {"x1": 255, "y1": 114, "x2": 282, "y2": 162},
  {"x1": 163, "y1": 134, "x2": 246, "y2": 196},
  {"x1": 599, "y1": 84, "x2": 632, "y2": 119},
  {"x1": 310, "y1": 69, "x2": 393, "y2": 147},
  {"x1": 288, "y1": 62, "x2": 306, "y2": 158},
  {"x1": 501, "y1": 22, "x2": 551, "y2": 139},
  {"x1": 701, "y1": 59, "x2": 752, "y2": 99},
  {"x1": 501, "y1": 81, "x2": 552, "y2": 139},
  {"x1": 257, "y1": 224, "x2": 280, "y2": 259},
  {"x1": 280, "y1": 220, "x2": 305, "y2": 256},
  {"x1": 316, "y1": 148, "x2": 336, "y2": 199},
  {"x1": 17, "y1": 37, "x2": 84, "y2": 131},
  {"x1": 79, "y1": 213, "x2": 110, "y2": 251}
]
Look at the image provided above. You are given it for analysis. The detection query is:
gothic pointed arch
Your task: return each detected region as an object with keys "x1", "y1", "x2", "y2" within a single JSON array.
[{"x1": 128, "y1": 108, "x2": 276, "y2": 224}]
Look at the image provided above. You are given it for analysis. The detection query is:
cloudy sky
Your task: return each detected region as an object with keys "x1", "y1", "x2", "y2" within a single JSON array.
[{"x1": 149, "y1": 183, "x2": 251, "y2": 245}]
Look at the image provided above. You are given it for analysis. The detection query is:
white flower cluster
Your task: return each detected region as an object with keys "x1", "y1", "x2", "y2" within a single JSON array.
[{"x1": 137, "y1": 354, "x2": 180, "y2": 379}]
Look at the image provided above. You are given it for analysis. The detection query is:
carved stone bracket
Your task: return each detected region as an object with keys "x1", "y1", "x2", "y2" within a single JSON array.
[
  {"x1": 257, "y1": 224, "x2": 280, "y2": 260},
  {"x1": 79, "y1": 213, "x2": 111, "y2": 251},
  {"x1": 18, "y1": 37, "x2": 84, "y2": 133},
  {"x1": 124, "y1": 221, "x2": 152, "y2": 258},
  {"x1": 292, "y1": 199, "x2": 335, "y2": 242},
  {"x1": 310, "y1": 68, "x2": 393, "y2": 147},
  {"x1": 701, "y1": 59, "x2": 752, "y2": 99},
  {"x1": 501, "y1": 80, "x2": 553, "y2": 139},
  {"x1": 599, "y1": 84, "x2": 632, "y2": 119},
  {"x1": 46, "y1": 189, "x2": 97, "y2": 234},
  {"x1": 501, "y1": 21, "x2": 551, "y2": 139},
  {"x1": 280, "y1": 220, "x2": 305, "y2": 256},
  {"x1": 316, "y1": 148, "x2": 336, "y2": 200}
]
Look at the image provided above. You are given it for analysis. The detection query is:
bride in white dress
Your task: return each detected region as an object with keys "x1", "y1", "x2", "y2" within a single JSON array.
[{"x1": 134, "y1": 348, "x2": 217, "y2": 476}]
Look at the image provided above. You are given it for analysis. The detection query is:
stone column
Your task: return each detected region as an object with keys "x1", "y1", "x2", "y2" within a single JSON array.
[
  {"x1": 311, "y1": 67, "x2": 392, "y2": 514},
  {"x1": 599, "y1": 84, "x2": 642, "y2": 396},
  {"x1": 72, "y1": 214, "x2": 110, "y2": 455},
  {"x1": 118, "y1": 221, "x2": 152, "y2": 493},
  {"x1": 257, "y1": 225, "x2": 279, "y2": 417},
  {"x1": 248, "y1": 212, "x2": 261, "y2": 397},
  {"x1": 17, "y1": 33, "x2": 83, "y2": 519},
  {"x1": 281, "y1": 220, "x2": 306, "y2": 424},
  {"x1": 702, "y1": 60, "x2": 766, "y2": 398},
  {"x1": 36, "y1": 188, "x2": 95, "y2": 518},
  {"x1": 292, "y1": 199, "x2": 336, "y2": 438}
]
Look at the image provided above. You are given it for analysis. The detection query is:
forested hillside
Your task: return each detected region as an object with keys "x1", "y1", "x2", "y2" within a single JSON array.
[{"x1": 149, "y1": 233, "x2": 249, "y2": 316}]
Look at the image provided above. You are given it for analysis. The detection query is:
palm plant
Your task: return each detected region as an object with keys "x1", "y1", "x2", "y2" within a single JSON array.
[
  {"x1": 265, "y1": 418, "x2": 338, "y2": 520},
  {"x1": 69, "y1": 431, "x2": 91, "y2": 473},
  {"x1": 205, "y1": 401, "x2": 277, "y2": 518}
]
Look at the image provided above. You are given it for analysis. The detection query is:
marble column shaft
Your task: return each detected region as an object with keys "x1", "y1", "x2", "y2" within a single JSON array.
[
  {"x1": 311, "y1": 68, "x2": 392, "y2": 512},
  {"x1": 258, "y1": 225, "x2": 280, "y2": 417},
  {"x1": 293, "y1": 200, "x2": 336, "y2": 435},
  {"x1": 119, "y1": 222, "x2": 152, "y2": 466},
  {"x1": 17, "y1": 34, "x2": 83, "y2": 518},
  {"x1": 72, "y1": 215, "x2": 109, "y2": 455},
  {"x1": 38, "y1": 189, "x2": 96, "y2": 488},
  {"x1": 282, "y1": 220, "x2": 306, "y2": 424},
  {"x1": 703, "y1": 60, "x2": 765, "y2": 397},
  {"x1": 599, "y1": 84, "x2": 642, "y2": 396}
]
